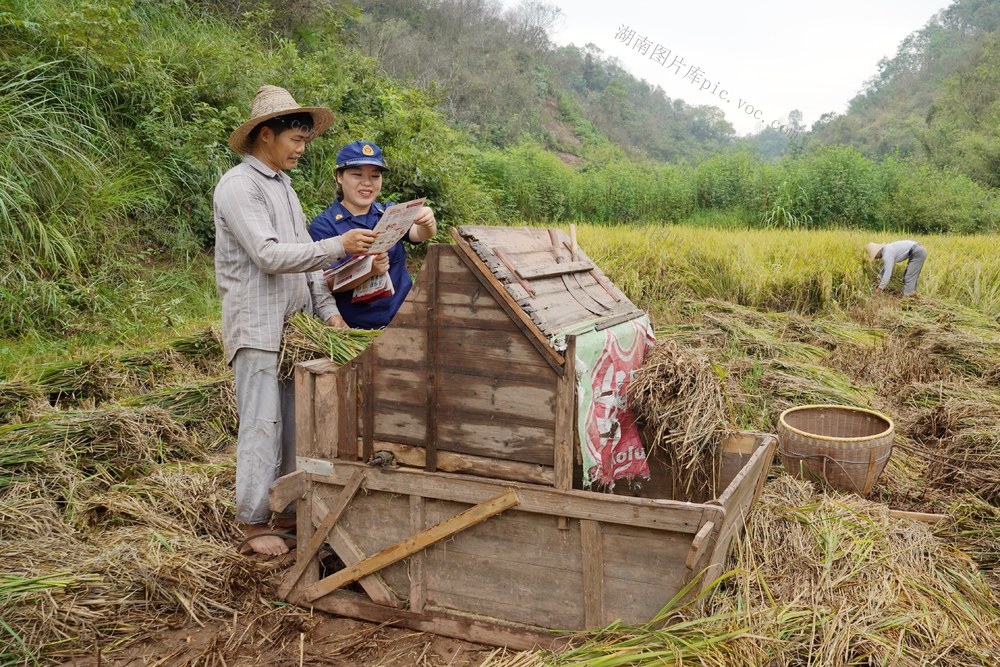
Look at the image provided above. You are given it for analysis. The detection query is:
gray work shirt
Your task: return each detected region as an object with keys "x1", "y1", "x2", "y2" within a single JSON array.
[
  {"x1": 878, "y1": 239, "x2": 919, "y2": 289},
  {"x1": 214, "y1": 155, "x2": 345, "y2": 364}
]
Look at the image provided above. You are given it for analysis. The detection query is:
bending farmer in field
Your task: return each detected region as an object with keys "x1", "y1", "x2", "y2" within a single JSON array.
[
  {"x1": 866, "y1": 240, "x2": 928, "y2": 297},
  {"x1": 308, "y1": 141, "x2": 437, "y2": 329},
  {"x1": 214, "y1": 86, "x2": 377, "y2": 556}
]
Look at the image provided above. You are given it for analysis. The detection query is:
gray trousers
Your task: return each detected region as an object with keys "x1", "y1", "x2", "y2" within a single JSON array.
[
  {"x1": 232, "y1": 348, "x2": 296, "y2": 525},
  {"x1": 903, "y1": 244, "x2": 928, "y2": 296}
]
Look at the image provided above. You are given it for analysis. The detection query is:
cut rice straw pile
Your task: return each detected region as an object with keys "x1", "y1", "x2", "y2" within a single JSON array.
[{"x1": 628, "y1": 341, "x2": 728, "y2": 502}]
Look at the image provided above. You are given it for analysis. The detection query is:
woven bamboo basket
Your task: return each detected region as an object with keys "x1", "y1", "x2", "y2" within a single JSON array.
[{"x1": 778, "y1": 404, "x2": 894, "y2": 496}]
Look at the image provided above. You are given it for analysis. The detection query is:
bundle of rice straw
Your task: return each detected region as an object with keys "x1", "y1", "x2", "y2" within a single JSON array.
[
  {"x1": 278, "y1": 312, "x2": 380, "y2": 379},
  {"x1": 0, "y1": 380, "x2": 45, "y2": 424},
  {"x1": 628, "y1": 341, "x2": 728, "y2": 502}
]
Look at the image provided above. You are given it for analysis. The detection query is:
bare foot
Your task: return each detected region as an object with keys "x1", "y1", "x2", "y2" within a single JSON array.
[{"x1": 241, "y1": 523, "x2": 289, "y2": 556}]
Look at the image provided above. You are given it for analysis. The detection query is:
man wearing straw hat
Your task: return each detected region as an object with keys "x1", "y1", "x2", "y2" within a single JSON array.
[
  {"x1": 866, "y1": 239, "x2": 928, "y2": 298},
  {"x1": 215, "y1": 85, "x2": 377, "y2": 556}
]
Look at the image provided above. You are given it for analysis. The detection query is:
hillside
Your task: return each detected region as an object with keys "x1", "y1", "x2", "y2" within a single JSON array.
[
  {"x1": 348, "y1": 0, "x2": 736, "y2": 162},
  {"x1": 811, "y1": 0, "x2": 1000, "y2": 186}
]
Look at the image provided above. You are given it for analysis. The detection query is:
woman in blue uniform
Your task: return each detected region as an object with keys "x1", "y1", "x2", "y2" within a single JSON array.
[{"x1": 309, "y1": 141, "x2": 437, "y2": 328}]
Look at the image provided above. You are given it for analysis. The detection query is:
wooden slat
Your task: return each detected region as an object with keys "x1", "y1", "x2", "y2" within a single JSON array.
[
  {"x1": 425, "y1": 245, "x2": 441, "y2": 472},
  {"x1": 268, "y1": 470, "x2": 306, "y2": 514},
  {"x1": 292, "y1": 589, "x2": 566, "y2": 651},
  {"x1": 436, "y1": 417, "x2": 555, "y2": 465},
  {"x1": 424, "y1": 549, "x2": 583, "y2": 629},
  {"x1": 684, "y1": 521, "x2": 716, "y2": 571},
  {"x1": 554, "y1": 335, "x2": 577, "y2": 515},
  {"x1": 304, "y1": 488, "x2": 520, "y2": 601},
  {"x1": 370, "y1": 326, "x2": 427, "y2": 369},
  {"x1": 362, "y1": 351, "x2": 375, "y2": 462},
  {"x1": 338, "y1": 363, "x2": 358, "y2": 461},
  {"x1": 278, "y1": 469, "x2": 365, "y2": 599},
  {"x1": 493, "y1": 246, "x2": 536, "y2": 297},
  {"x1": 315, "y1": 498, "x2": 400, "y2": 607},
  {"x1": 437, "y1": 371, "x2": 557, "y2": 423},
  {"x1": 294, "y1": 362, "x2": 317, "y2": 458},
  {"x1": 299, "y1": 458, "x2": 717, "y2": 533},
  {"x1": 409, "y1": 495, "x2": 426, "y2": 612},
  {"x1": 448, "y1": 233, "x2": 564, "y2": 375},
  {"x1": 314, "y1": 370, "x2": 340, "y2": 459},
  {"x1": 517, "y1": 261, "x2": 595, "y2": 280},
  {"x1": 437, "y1": 326, "x2": 553, "y2": 373},
  {"x1": 580, "y1": 520, "x2": 604, "y2": 627},
  {"x1": 368, "y1": 440, "x2": 555, "y2": 485}
]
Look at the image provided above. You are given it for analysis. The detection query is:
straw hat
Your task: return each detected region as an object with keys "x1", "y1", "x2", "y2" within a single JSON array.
[
  {"x1": 865, "y1": 242, "x2": 884, "y2": 261},
  {"x1": 228, "y1": 85, "x2": 334, "y2": 155}
]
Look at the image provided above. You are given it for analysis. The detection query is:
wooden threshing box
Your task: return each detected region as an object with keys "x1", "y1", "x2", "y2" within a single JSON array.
[{"x1": 271, "y1": 226, "x2": 776, "y2": 649}]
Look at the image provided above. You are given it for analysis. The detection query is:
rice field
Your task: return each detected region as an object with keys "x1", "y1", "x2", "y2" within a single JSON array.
[{"x1": 1, "y1": 224, "x2": 998, "y2": 665}]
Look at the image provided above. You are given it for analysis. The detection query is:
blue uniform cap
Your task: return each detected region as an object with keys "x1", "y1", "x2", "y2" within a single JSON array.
[{"x1": 336, "y1": 141, "x2": 388, "y2": 170}]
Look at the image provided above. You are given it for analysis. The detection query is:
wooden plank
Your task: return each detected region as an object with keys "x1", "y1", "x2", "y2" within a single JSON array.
[
  {"x1": 372, "y1": 367, "x2": 430, "y2": 406},
  {"x1": 304, "y1": 488, "x2": 521, "y2": 601},
  {"x1": 421, "y1": 501, "x2": 581, "y2": 568},
  {"x1": 409, "y1": 495, "x2": 426, "y2": 612},
  {"x1": 437, "y1": 294, "x2": 515, "y2": 329},
  {"x1": 517, "y1": 261, "x2": 595, "y2": 281},
  {"x1": 436, "y1": 418, "x2": 554, "y2": 465},
  {"x1": 599, "y1": 522, "x2": 694, "y2": 584},
  {"x1": 425, "y1": 245, "x2": 441, "y2": 472},
  {"x1": 294, "y1": 363, "x2": 317, "y2": 458},
  {"x1": 369, "y1": 441, "x2": 555, "y2": 485},
  {"x1": 554, "y1": 335, "x2": 576, "y2": 525},
  {"x1": 278, "y1": 469, "x2": 365, "y2": 599},
  {"x1": 424, "y1": 549, "x2": 583, "y2": 629},
  {"x1": 295, "y1": 481, "x2": 318, "y2": 592},
  {"x1": 437, "y1": 358, "x2": 555, "y2": 386},
  {"x1": 268, "y1": 469, "x2": 307, "y2": 513},
  {"x1": 437, "y1": 326, "x2": 553, "y2": 373},
  {"x1": 337, "y1": 363, "x2": 358, "y2": 461},
  {"x1": 313, "y1": 370, "x2": 340, "y2": 459},
  {"x1": 580, "y1": 520, "x2": 604, "y2": 628},
  {"x1": 373, "y1": 406, "x2": 426, "y2": 448},
  {"x1": 493, "y1": 246, "x2": 536, "y2": 297},
  {"x1": 362, "y1": 350, "x2": 375, "y2": 462},
  {"x1": 684, "y1": 521, "x2": 716, "y2": 571},
  {"x1": 370, "y1": 327, "x2": 428, "y2": 369},
  {"x1": 299, "y1": 458, "x2": 716, "y2": 533},
  {"x1": 437, "y1": 371, "x2": 557, "y2": 423},
  {"x1": 326, "y1": 524, "x2": 400, "y2": 607},
  {"x1": 448, "y1": 233, "x2": 564, "y2": 375},
  {"x1": 291, "y1": 589, "x2": 567, "y2": 651}
]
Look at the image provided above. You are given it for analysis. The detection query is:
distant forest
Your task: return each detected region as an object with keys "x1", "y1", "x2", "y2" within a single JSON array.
[{"x1": 349, "y1": 0, "x2": 1000, "y2": 185}]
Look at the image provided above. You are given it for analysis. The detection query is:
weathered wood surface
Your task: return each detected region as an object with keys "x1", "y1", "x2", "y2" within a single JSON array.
[
  {"x1": 278, "y1": 469, "x2": 365, "y2": 599},
  {"x1": 703, "y1": 434, "x2": 777, "y2": 584},
  {"x1": 290, "y1": 589, "x2": 568, "y2": 651},
  {"x1": 367, "y1": 440, "x2": 555, "y2": 485},
  {"x1": 298, "y1": 458, "x2": 717, "y2": 533},
  {"x1": 456, "y1": 226, "x2": 638, "y2": 339},
  {"x1": 317, "y1": 500, "x2": 400, "y2": 607},
  {"x1": 280, "y1": 433, "x2": 776, "y2": 641},
  {"x1": 580, "y1": 519, "x2": 604, "y2": 627},
  {"x1": 449, "y1": 231, "x2": 564, "y2": 373},
  {"x1": 304, "y1": 489, "x2": 520, "y2": 601}
]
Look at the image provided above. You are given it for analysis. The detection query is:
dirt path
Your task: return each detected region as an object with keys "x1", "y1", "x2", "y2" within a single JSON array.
[{"x1": 60, "y1": 614, "x2": 501, "y2": 666}]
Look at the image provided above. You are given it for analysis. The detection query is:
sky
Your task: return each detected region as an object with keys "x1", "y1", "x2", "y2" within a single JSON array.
[{"x1": 499, "y1": 0, "x2": 954, "y2": 135}]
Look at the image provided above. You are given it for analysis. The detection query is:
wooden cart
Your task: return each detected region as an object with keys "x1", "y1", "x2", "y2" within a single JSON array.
[{"x1": 270, "y1": 227, "x2": 776, "y2": 649}]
